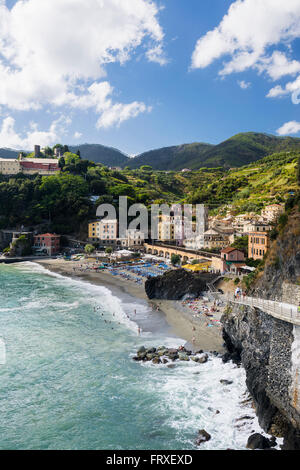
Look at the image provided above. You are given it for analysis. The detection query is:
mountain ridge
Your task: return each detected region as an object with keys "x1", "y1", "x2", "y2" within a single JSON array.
[{"x1": 1, "y1": 132, "x2": 300, "y2": 170}]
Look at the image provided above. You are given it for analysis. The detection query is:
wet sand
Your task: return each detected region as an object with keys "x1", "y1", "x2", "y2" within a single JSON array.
[{"x1": 36, "y1": 259, "x2": 225, "y2": 353}]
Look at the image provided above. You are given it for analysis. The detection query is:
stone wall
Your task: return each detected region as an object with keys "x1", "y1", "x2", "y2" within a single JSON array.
[{"x1": 282, "y1": 281, "x2": 300, "y2": 305}]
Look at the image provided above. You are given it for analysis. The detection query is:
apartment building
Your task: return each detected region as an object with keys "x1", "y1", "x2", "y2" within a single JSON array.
[
  {"x1": 88, "y1": 219, "x2": 118, "y2": 244},
  {"x1": 248, "y1": 231, "x2": 270, "y2": 260},
  {"x1": 261, "y1": 204, "x2": 284, "y2": 222}
]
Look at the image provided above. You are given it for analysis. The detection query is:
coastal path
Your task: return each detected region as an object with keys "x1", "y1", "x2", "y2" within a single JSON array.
[{"x1": 223, "y1": 293, "x2": 300, "y2": 327}]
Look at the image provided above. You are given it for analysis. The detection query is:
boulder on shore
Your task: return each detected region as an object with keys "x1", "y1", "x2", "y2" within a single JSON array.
[
  {"x1": 246, "y1": 433, "x2": 273, "y2": 450},
  {"x1": 195, "y1": 429, "x2": 211, "y2": 446}
]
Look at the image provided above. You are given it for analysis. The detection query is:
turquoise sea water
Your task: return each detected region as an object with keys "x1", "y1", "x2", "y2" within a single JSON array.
[{"x1": 0, "y1": 262, "x2": 265, "y2": 450}]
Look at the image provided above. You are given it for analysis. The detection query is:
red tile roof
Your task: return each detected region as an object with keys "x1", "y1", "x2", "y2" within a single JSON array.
[
  {"x1": 35, "y1": 233, "x2": 60, "y2": 238},
  {"x1": 221, "y1": 247, "x2": 242, "y2": 254}
]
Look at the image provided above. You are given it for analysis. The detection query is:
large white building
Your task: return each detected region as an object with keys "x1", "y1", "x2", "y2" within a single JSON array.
[
  {"x1": 0, "y1": 155, "x2": 60, "y2": 176},
  {"x1": 0, "y1": 158, "x2": 21, "y2": 175}
]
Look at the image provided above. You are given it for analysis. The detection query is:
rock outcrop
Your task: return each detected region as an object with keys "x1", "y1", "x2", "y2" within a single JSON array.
[{"x1": 145, "y1": 269, "x2": 217, "y2": 300}]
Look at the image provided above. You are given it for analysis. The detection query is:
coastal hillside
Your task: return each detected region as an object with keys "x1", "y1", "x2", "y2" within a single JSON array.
[
  {"x1": 127, "y1": 143, "x2": 213, "y2": 170},
  {"x1": 128, "y1": 133, "x2": 300, "y2": 171},
  {"x1": 0, "y1": 149, "x2": 298, "y2": 236},
  {"x1": 68, "y1": 144, "x2": 130, "y2": 167}
]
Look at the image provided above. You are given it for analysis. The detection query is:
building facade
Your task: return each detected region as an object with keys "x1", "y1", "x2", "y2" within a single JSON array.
[
  {"x1": 0, "y1": 158, "x2": 21, "y2": 175},
  {"x1": 211, "y1": 247, "x2": 245, "y2": 274},
  {"x1": 261, "y1": 204, "x2": 285, "y2": 222},
  {"x1": 0, "y1": 156, "x2": 60, "y2": 176},
  {"x1": 88, "y1": 219, "x2": 118, "y2": 244},
  {"x1": 33, "y1": 233, "x2": 61, "y2": 256},
  {"x1": 248, "y1": 231, "x2": 270, "y2": 260}
]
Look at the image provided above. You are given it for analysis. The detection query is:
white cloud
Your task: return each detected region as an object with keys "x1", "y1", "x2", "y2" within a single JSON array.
[
  {"x1": 267, "y1": 74, "x2": 300, "y2": 101},
  {"x1": 191, "y1": 0, "x2": 300, "y2": 108},
  {"x1": 258, "y1": 51, "x2": 300, "y2": 80},
  {"x1": 277, "y1": 120, "x2": 300, "y2": 135},
  {"x1": 146, "y1": 44, "x2": 168, "y2": 65},
  {"x1": 0, "y1": 115, "x2": 71, "y2": 150},
  {"x1": 96, "y1": 102, "x2": 152, "y2": 129},
  {"x1": 73, "y1": 132, "x2": 82, "y2": 139},
  {"x1": 0, "y1": 0, "x2": 165, "y2": 128},
  {"x1": 191, "y1": 0, "x2": 300, "y2": 75},
  {"x1": 238, "y1": 80, "x2": 251, "y2": 89}
]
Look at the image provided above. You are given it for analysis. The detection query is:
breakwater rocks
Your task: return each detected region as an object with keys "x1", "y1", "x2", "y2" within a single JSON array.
[
  {"x1": 222, "y1": 302, "x2": 300, "y2": 450},
  {"x1": 145, "y1": 269, "x2": 217, "y2": 300},
  {"x1": 132, "y1": 345, "x2": 212, "y2": 365}
]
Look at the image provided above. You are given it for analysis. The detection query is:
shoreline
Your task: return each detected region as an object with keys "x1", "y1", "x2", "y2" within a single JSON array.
[{"x1": 35, "y1": 259, "x2": 225, "y2": 353}]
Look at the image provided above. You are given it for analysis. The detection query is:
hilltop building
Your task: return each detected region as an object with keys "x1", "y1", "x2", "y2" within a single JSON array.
[
  {"x1": 0, "y1": 159, "x2": 21, "y2": 175},
  {"x1": 0, "y1": 146, "x2": 60, "y2": 176}
]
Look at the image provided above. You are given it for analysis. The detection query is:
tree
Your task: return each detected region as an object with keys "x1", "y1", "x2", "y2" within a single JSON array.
[
  {"x1": 171, "y1": 254, "x2": 181, "y2": 266},
  {"x1": 230, "y1": 236, "x2": 248, "y2": 256},
  {"x1": 105, "y1": 247, "x2": 113, "y2": 254},
  {"x1": 140, "y1": 165, "x2": 153, "y2": 172},
  {"x1": 44, "y1": 146, "x2": 53, "y2": 156},
  {"x1": 85, "y1": 244, "x2": 95, "y2": 254},
  {"x1": 58, "y1": 156, "x2": 65, "y2": 169}
]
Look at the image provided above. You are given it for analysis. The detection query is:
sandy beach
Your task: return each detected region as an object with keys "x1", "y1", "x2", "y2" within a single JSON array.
[{"x1": 36, "y1": 258, "x2": 225, "y2": 353}]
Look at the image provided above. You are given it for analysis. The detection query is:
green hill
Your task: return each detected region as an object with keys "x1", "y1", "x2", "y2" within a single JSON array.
[
  {"x1": 69, "y1": 144, "x2": 129, "y2": 167},
  {"x1": 128, "y1": 133, "x2": 300, "y2": 171},
  {"x1": 197, "y1": 133, "x2": 300, "y2": 169},
  {"x1": 127, "y1": 143, "x2": 213, "y2": 170},
  {"x1": 0, "y1": 148, "x2": 20, "y2": 159}
]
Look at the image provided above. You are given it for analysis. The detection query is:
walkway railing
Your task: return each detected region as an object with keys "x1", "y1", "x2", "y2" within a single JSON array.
[{"x1": 224, "y1": 293, "x2": 300, "y2": 326}]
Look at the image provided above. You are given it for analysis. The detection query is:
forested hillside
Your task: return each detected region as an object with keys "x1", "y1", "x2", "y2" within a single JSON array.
[{"x1": 0, "y1": 146, "x2": 298, "y2": 238}]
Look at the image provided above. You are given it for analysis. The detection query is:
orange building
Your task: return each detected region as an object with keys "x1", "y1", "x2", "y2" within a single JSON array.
[{"x1": 248, "y1": 231, "x2": 269, "y2": 260}]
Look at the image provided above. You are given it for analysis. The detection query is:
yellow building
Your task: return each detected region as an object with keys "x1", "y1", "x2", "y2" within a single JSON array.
[{"x1": 89, "y1": 219, "x2": 118, "y2": 244}]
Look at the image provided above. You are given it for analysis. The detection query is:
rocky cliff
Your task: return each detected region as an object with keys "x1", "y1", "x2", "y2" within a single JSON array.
[
  {"x1": 145, "y1": 269, "x2": 217, "y2": 300},
  {"x1": 221, "y1": 206, "x2": 300, "y2": 449}
]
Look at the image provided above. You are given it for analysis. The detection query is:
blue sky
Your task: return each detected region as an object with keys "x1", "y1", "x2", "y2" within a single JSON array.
[{"x1": 0, "y1": 0, "x2": 300, "y2": 155}]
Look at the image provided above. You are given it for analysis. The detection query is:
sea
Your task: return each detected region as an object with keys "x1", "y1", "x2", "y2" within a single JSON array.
[{"x1": 0, "y1": 262, "x2": 271, "y2": 450}]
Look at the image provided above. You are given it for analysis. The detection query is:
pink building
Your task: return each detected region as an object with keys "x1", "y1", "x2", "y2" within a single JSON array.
[
  {"x1": 211, "y1": 247, "x2": 245, "y2": 274},
  {"x1": 33, "y1": 233, "x2": 61, "y2": 256},
  {"x1": 221, "y1": 247, "x2": 245, "y2": 262}
]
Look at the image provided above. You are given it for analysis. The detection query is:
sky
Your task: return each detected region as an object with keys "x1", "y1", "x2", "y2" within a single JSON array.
[{"x1": 0, "y1": 0, "x2": 300, "y2": 155}]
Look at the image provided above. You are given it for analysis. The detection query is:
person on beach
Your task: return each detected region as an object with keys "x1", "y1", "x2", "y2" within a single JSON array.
[{"x1": 138, "y1": 327, "x2": 141, "y2": 335}]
